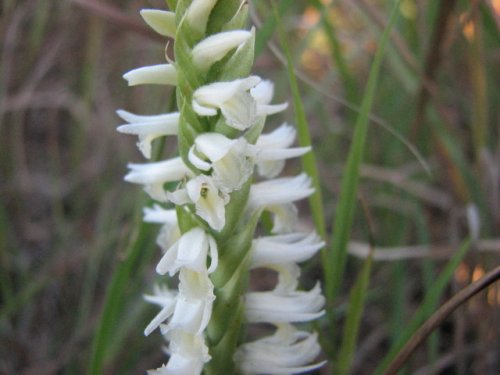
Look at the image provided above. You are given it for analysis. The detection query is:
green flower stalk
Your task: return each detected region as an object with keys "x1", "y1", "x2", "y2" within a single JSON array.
[{"x1": 118, "y1": 1, "x2": 325, "y2": 373}]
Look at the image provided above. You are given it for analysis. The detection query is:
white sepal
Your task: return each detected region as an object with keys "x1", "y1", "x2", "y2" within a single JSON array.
[
  {"x1": 234, "y1": 324, "x2": 325, "y2": 375},
  {"x1": 251, "y1": 232, "x2": 324, "y2": 267},
  {"x1": 116, "y1": 110, "x2": 179, "y2": 158},
  {"x1": 251, "y1": 124, "x2": 310, "y2": 178},
  {"x1": 250, "y1": 80, "x2": 288, "y2": 117},
  {"x1": 123, "y1": 64, "x2": 177, "y2": 86},
  {"x1": 143, "y1": 285, "x2": 177, "y2": 336},
  {"x1": 124, "y1": 157, "x2": 191, "y2": 201},
  {"x1": 192, "y1": 31, "x2": 252, "y2": 71},
  {"x1": 248, "y1": 173, "x2": 314, "y2": 209},
  {"x1": 140, "y1": 9, "x2": 176, "y2": 38},
  {"x1": 244, "y1": 282, "x2": 325, "y2": 324}
]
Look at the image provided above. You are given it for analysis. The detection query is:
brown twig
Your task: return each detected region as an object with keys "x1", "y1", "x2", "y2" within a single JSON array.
[{"x1": 383, "y1": 265, "x2": 500, "y2": 375}]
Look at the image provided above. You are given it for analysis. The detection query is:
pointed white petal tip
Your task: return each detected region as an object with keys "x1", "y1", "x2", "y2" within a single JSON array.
[
  {"x1": 123, "y1": 64, "x2": 177, "y2": 86},
  {"x1": 140, "y1": 9, "x2": 176, "y2": 38}
]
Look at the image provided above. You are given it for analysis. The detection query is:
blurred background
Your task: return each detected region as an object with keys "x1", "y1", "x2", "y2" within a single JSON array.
[{"x1": 0, "y1": 0, "x2": 499, "y2": 374}]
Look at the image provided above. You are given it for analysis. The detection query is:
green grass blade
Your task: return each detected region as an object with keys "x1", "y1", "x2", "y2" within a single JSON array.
[
  {"x1": 272, "y1": 2, "x2": 326, "y2": 240},
  {"x1": 255, "y1": 0, "x2": 294, "y2": 56},
  {"x1": 310, "y1": 0, "x2": 358, "y2": 104},
  {"x1": 336, "y1": 253, "x2": 373, "y2": 375},
  {"x1": 373, "y1": 238, "x2": 471, "y2": 375},
  {"x1": 327, "y1": 0, "x2": 403, "y2": 306},
  {"x1": 87, "y1": 212, "x2": 156, "y2": 375}
]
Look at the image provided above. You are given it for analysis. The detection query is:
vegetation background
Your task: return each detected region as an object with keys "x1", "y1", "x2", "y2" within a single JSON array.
[{"x1": 0, "y1": 0, "x2": 498, "y2": 374}]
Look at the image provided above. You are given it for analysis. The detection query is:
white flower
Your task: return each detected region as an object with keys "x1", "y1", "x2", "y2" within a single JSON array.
[
  {"x1": 253, "y1": 124, "x2": 310, "y2": 178},
  {"x1": 123, "y1": 64, "x2": 177, "y2": 86},
  {"x1": 250, "y1": 80, "x2": 288, "y2": 117},
  {"x1": 234, "y1": 324, "x2": 325, "y2": 375},
  {"x1": 248, "y1": 173, "x2": 314, "y2": 210},
  {"x1": 192, "y1": 31, "x2": 252, "y2": 71},
  {"x1": 244, "y1": 282, "x2": 325, "y2": 324},
  {"x1": 168, "y1": 175, "x2": 229, "y2": 231},
  {"x1": 148, "y1": 330, "x2": 210, "y2": 375},
  {"x1": 124, "y1": 157, "x2": 191, "y2": 201},
  {"x1": 156, "y1": 227, "x2": 218, "y2": 276},
  {"x1": 251, "y1": 232, "x2": 324, "y2": 268},
  {"x1": 189, "y1": 133, "x2": 254, "y2": 192},
  {"x1": 144, "y1": 285, "x2": 177, "y2": 336},
  {"x1": 161, "y1": 269, "x2": 215, "y2": 335},
  {"x1": 116, "y1": 110, "x2": 179, "y2": 158},
  {"x1": 192, "y1": 76, "x2": 261, "y2": 130},
  {"x1": 140, "y1": 9, "x2": 176, "y2": 38}
]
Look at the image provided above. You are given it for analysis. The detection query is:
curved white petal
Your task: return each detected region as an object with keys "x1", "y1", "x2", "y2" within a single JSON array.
[
  {"x1": 124, "y1": 157, "x2": 190, "y2": 201},
  {"x1": 251, "y1": 232, "x2": 324, "y2": 267},
  {"x1": 156, "y1": 227, "x2": 217, "y2": 276},
  {"x1": 250, "y1": 80, "x2": 275, "y2": 105},
  {"x1": 140, "y1": 9, "x2": 176, "y2": 38},
  {"x1": 245, "y1": 283, "x2": 325, "y2": 323},
  {"x1": 192, "y1": 30, "x2": 252, "y2": 70},
  {"x1": 186, "y1": 0, "x2": 217, "y2": 33},
  {"x1": 248, "y1": 174, "x2": 314, "y2": 209},
  {"x1": 234, "y1": 324, "x2": 324, "y2": 375},
  {"x1": 123, "y1": 64, "x2": 177, "y2": 86}
]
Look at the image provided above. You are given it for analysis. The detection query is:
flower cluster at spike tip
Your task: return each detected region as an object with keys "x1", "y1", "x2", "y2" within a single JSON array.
[{"x1": 117, "y1": 2, "x2": 326, "y2": 374}]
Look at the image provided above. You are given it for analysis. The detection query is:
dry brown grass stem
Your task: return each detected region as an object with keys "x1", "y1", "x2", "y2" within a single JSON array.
[
  {"x1": 349, "y1": 239, "x2": 500, "y2": 261},
  {"x1": 383, "y1": 265, "x2": 500, "y2": 375}
]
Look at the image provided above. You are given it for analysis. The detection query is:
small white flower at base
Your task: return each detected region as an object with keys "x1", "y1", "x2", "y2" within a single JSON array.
[
  {"x1": 148, "y1": 330, "x2": 210, "y2": 375},
  {"x1": 116, "y1": 110, "x2": 179, "y2": 158},
  {"x1": 123, "y1": 64, "x2": 177, "y2": 86},
  {"x1": 124, "y1": 157, "x2": 191, "y2": 202},
  {"x1": 168, "y1": 175, "x2": 229, "y2": 231},
  {"x1": 156, "y1": 227, "x2": 218, "y2": 276},
  {"x1": 192, "y1": 30, "x2": 252, "y2": 71},
  {"x1": 189, "y1": 133, "x2": 254, "y2": 192},
  {"x1": 140, "y1": 9, "x2": 176, "y2": 38},
  {"x1": 192, "y1": 76, "x2": 261, "y2": 130},
  {"x1": 234, "y1": 324, "x2": 325, "y2": 375}
]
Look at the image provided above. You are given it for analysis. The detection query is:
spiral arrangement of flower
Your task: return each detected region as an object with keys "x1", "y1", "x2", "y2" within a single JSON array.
[{"x1": 118, "y1": 1, "x2": 325, "y2": 374}]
